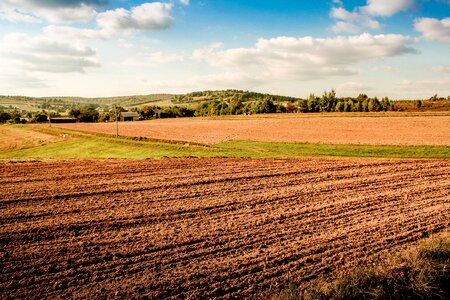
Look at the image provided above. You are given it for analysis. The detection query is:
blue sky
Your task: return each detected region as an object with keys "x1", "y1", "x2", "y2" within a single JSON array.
[{"x1": 0, "y1": 0, "x2": 449, "y2": 98}]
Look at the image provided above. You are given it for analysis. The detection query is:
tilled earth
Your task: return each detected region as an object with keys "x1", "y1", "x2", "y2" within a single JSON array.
[
  {"x1": 51, "y1": 115, "x2": 450, "y2": 145},
  {"x1": 1, "y1": 158, "x2": 449, "y2": 299}
]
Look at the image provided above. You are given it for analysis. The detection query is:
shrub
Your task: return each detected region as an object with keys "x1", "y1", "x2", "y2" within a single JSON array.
[{"x1": 273, "y1": 233, "x2": 449, "y2": 300}]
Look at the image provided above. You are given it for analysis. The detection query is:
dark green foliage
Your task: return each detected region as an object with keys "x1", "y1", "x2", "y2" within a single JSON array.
[
  {"x1": 68, "y1": 106, "x2": 99, "y2": 122},
  {"x1": 133, "y1": 105, "x2": 195, "y2": 119},
  {"x1": 30, "y1": 111, "x2": 48, "y2": 123},
  {"x1": 416, "y1": 100, "x2": 423, "y2": 109},
  {"x1": 0, "y1": 111, "x2": 12, "y2": 123},
  {"x1": 251, "y1": 97, "x2": 276, "y2": 114},
  {"x1": 1, "y1": 90, "x2": 448, "y2": 124}
]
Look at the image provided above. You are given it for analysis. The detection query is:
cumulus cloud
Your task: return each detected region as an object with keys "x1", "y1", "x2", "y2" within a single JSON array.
[
  {"x1": 43, "y1": 24, "x2": 109, "y2": 41},
  {"x1": 192, "y1": 34, "x2": 416, "y2": 83},
  {"x1": 1, "y1": 33, "x2": 100, "y2": 73},
  {"x1": 0, "y1": 2, "x2": 178, "y2": 78},
  {"x1": 97, "y1": 3, "x2": 173, "y2": 32},
  {"x1": 0, "y1": 3, "x2": 41, "y2": 23},
  {"x1": 179, "y1": 0, "x2": 189, "y2": 5},
  {"x1": 0, "y1": 1, "x2": 174, "y2": 26},
  {"x1": 330, "y1": 7, "x2": 380, "y2": 33},
  {"x1": 361, "y1": 0, "x2": 415, "y2": 17},
  {"x1": 0, "y1": 71, "x2": 48, "y2": 89},
  {"x1": 35, "y1": 2, "x2": 175, "y2": 43},
  {"x1": 0, "y1": 0, "x2": 99, "y2": 23},
  {"x1": 4, "y1": 0, "x2": 107, "y2": 8},
  {"x1": 415, "y1": 17, "x2": 450, "y2": 42},
  {"x1": 330, "y1": 0, "x2": 415, "y2": 33}
]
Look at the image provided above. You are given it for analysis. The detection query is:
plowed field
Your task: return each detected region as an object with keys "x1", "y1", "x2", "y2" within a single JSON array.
[
  {"x1": 51, "y1": 114, "x2": 450, "y2": 145},
  {"x1": 1, "y1": 158, "x2": 449, "y2": 299}
]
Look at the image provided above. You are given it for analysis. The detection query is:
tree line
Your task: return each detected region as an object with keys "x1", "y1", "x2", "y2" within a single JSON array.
[{"x1": 1, "y1": 90, "x2": 449, "y2": 124}]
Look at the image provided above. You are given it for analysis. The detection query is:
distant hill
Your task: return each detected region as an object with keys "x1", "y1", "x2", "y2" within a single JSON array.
[
  {"x1": 1, "y1": 90, "x2": 449, "y2": 114},
  {"x1": 173, "y1": 89, "x2": 299, "y2": 104},
  {"x1": 0, "y1": 90, "x2": 299, "y2": 113},
  {"x1": 0, "y1": 94, "x2": 177, "y2": 112}
]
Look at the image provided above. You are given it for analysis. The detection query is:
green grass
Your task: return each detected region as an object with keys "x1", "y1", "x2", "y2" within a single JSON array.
[
  {"x1": 274, "y1": 232, "x2": 450, "y2": 300},
  {"x1": 0, "y1": 126, "x2": 449, "y2": 159},
  {"x1": 217, "y1": 140, "x2": 450, "y2": 158},
  {"x1": 0, "y1": 133, "x2": 218, "y2": 159}
]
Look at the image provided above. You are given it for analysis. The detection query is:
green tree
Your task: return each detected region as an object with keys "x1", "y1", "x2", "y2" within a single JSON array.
[
  {"x1": 335, "y1": 101, "x2": 344, "y2": 112},
  {"x1": 380, "y1": 97, "x2": 391, "y2": 111},
  {"x1": 320, "y1": 89, "x2": 336, "y2": 112},
  {"x1": 307, "y1": 94, "x2": 319, "y2": 112},
  {"x1": 30, "y1": 111, "x2": 48, "y2": 123},
  {"x1": 0, "y1": 111, "x2": 12, "y2": 123},
  {"x1": 368, "y1": 97, "x2": 381, "y2": 112},
  {"x1": 297, "y1": 99, "x2": 308, "y2": 112},
  {"x1": 344, "y1": 100, "x2": 353, "y2": 112},
  {"x1": 415, "y1": 100, "x2": 422, "y2": 109}
]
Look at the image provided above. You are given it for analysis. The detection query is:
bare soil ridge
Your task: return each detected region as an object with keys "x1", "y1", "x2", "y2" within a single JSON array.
[{"x1": 1, "y1": 158, "x2": 449, "y2": 299}]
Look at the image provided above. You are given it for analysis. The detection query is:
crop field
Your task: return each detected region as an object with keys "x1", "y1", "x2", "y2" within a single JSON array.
[
  {"x1": 51, "y1": 113, "x2": 450, "y2": 146},
  {"x1": 0, "y1": 126, "x2": 65, "y2": 152},
  {"x1": 1, "y1": 157, "x2": 449, "y2": 299}
]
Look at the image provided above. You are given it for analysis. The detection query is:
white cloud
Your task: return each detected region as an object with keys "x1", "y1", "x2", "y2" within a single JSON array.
[
  {"x1": 330, "y1": 7, "x2": 381, "y2": 33},
  {"x1": 97, "y1": 3, "x2": 173, "y2": 33},
  {"x1": 1, "y1": 33, "x2": 100, "y2": 73},
  {"x1": 36, "y1": 4, "x2": 96, "y2": 23},
  {"x1": 0, "y1": 3, "x2": 41, "y2": 23},
  {"x1": 192, "y1": 34, "x2": 416, "y2": 83},
  {"x1": 362, "y1": 0, "x2": 415, "y2": 17},
  {"x1": 331, "y1": 21, "x2": 360, "y2": 34},
  {"x1": 415, "y1": 17, "x2": 450, "y2": 43},
  {"x1": 330, "y1": 0, "x2": 415, "y2": 33},
  {"x1": 33, "y1": 2, "x2": 176, "y2": 43},
  {"x1": 0, "y1": 0, "x2": 98, "y2": 23},
  {"x1": 0, "y1": 71, "x2": 48, "y2": 89},
  {"x1": 1, "y1": 1, "x2": 175, "y2": 27},
  {"x1": 43, "y1": 25, "x2": 110, "y2": 41},
  {"x1": 179, "y1": 0, "x2": 190, "y2": 5},
  {"x1": 4, "y1": 0, "x2": 107, "y2": 8}
]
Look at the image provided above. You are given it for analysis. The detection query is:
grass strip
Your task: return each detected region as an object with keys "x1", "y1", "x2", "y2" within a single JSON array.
[
  {"x1": 1, "y1": 126, "x2": 448, "y2": 159},
  {"x1": 216, "y1": 140, "x2": 450, "y2": 159}
]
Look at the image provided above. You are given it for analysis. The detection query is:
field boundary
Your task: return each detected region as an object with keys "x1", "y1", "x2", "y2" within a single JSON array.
[{"x1": 0, "y1": 125, "x2": 448, "y2": 159}]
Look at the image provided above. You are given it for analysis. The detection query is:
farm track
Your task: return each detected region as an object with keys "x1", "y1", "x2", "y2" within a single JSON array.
[{"x1": 0, "y1": 158, "x2": 449, "y2": 299}]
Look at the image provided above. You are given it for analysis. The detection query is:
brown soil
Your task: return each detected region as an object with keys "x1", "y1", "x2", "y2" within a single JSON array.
[
  {"x1": 51, "y1": 114, "x2": 450, "y2": 145},
  {"x1": 1, "y1": 158, "x2": 449, "y2": 299}
]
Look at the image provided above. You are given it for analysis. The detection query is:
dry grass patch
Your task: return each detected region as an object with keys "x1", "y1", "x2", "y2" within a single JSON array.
[
  {"x1": 0, "y1": 126, "x2": 66, "y2": 153},
  {"x1": 275, "y1": 232, "x2": 450, "y2": 300}
]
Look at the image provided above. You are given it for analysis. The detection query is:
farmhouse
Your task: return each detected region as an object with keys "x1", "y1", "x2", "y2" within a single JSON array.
[
  {"x1": 49, "y1": 117, "x2": 77, "y2": 123},
  {"x1": 120, "y1": 112, "x2": 141, "y2": 121}
]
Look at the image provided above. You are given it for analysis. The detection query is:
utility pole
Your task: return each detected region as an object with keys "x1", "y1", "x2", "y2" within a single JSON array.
[
  {"x1": 114, "y1": 105, "x2": 119, "y2": 137},
  {"x1": 48, "y1": 112, "x2": 51, "y2": 127}
]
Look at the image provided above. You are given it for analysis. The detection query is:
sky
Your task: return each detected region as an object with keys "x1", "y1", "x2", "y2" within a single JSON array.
[{"x1": 0, "y1": 0, "x2": 449, "y2": 99}]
